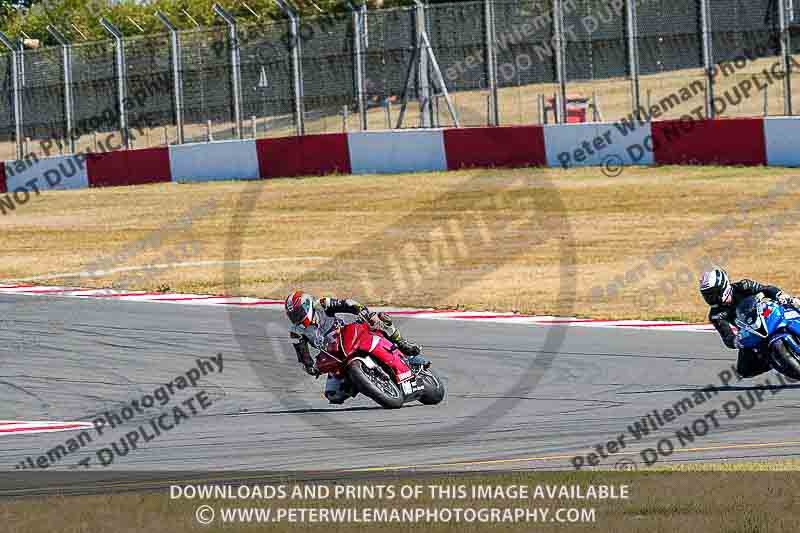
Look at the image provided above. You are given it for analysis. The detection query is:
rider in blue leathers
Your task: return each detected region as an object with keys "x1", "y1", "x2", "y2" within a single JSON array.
[{"x1": 700, "y1": 268, "x2": 800, "y2": 378}]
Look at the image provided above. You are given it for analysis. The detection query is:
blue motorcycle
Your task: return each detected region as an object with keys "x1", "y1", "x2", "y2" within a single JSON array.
[{"x1": 735, "y1": 295, "x2": 800, "y2": 380}]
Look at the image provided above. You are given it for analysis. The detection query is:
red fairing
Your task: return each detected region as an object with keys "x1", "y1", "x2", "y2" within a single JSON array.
[
  {"x1": 340, "y1": 322, "x2": 368, "y2": 356},
  {"x1": 315, "y1": 352, "x2": 344, "y2": 375},
  {"x1": 339, "y1": 322, "x2": 412, "y2": 382}
]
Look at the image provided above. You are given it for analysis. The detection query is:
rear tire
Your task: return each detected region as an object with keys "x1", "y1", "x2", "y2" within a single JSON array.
[
  {"x1": 418, "y1": 369, "x2": 446, "y2": 405},
  {"x1": 771, "y1": 338, "x2": 800, "y2": 381},
  {"x1": 347, "y1": 359, "x2": 404, "y2": 409}
]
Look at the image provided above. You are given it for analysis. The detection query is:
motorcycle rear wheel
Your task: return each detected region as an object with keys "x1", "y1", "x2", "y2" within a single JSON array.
[
  {"x1": 771, "y1": 338, "x2": 800, "y2": 381},
  {"x1": 348, "y1": 360, "x2": 404, "y2": 409},
  {"x1": 418, "y1": 368, "x2": 446, "y2": 405}
]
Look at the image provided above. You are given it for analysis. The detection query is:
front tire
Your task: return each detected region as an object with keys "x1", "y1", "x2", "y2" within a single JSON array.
[
  {"x1": 347, "y1": 359, "x2": 404, "y2": 409},
  {"x1": 771, "y1": 338, "x2": 800, "y2": 381}
]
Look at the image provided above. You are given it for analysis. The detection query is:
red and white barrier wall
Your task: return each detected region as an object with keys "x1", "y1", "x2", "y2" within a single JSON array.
[{"x1": 1, "y1": 117, "x2": 797, "y2": 193}]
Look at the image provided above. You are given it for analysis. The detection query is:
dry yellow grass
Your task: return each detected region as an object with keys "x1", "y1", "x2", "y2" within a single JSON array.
[{"x1": 2, "y1": 165, "x2": 800, "y2": 323}]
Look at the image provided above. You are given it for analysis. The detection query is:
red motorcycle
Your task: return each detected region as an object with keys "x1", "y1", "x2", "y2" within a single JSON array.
[{"x1": 314, "y1": 318, "x2": 446, "y2": 409}]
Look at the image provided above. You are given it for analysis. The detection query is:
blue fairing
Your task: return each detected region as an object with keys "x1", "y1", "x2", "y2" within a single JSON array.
[
  {"x1": 738, "y1": 329, "x2": 763, "y2": 350},
  {"x1": 737, "y1": 322, "x2": 764, "y2": 349},
  {"x1": 765, "y1": 304, "x2": 785, "y2": 331},
  {"x1": 787, "y1": 317, "x2": 800, "y2": 338},
  {"x1": 773, "y1": 330, "x2": 800, "y2": 353},
  {"x1": 776, "y1": 305, "x2": 800, "y2": 338},
  {"x1": 735, "y1": 299, "x2": 800, "y2": 350}
]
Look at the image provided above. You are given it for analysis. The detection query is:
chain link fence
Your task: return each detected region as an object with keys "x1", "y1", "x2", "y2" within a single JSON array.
[
  {"x1": 563, "y1": 0, "x2": 630, "y2": 123},
  {"x1": 181, "y1": 27, "x2": 235, "y2": 143},
  {"x1": 20, "y1": 46, "x2": 63, "y2": 153},
  {"x1": 364, "y1": 8, "x2": 417, "y2": 128},
  {"x1": 426, "y1": 1, "x2": 489, "y2": 127},
  {"x1": 0, "y1": 0, "x2": 796, "y2": 162},
  {"x1": 238, "y1": 19, "x2": 296, "y2": 138},
  {"x1": 125, "y1": 33, "x2": 175, "y2": 147},
  {"x1": 709, "y1": 0, "x2": 783, "y2": 117},
  {"x1": 493, "y1": 0, "x2": 557, "y2": 125},
  {"x1": 301, "y1": 14, "x2": 357, "y2": 134},
  {"x1": 635, "y1": 0, "x2": 707, "y2": 121},
  {"x1": 0, "y1": 53, "x2": 13, "y2": 156},
  {"x1": 71, "y1": 40, "x2": 119, "y2": 154}
]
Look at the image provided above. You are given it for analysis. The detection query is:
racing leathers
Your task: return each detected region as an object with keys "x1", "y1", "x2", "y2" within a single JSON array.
[
  {"x1": 708, "y1": 279, "x2": 800, "y2": 378},
  {"x1": 289, "y1": 297, "x2": 420, "y2": 403}
]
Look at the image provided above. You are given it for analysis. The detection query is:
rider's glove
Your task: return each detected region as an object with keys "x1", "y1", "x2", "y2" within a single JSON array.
[
  {"x1": 777, "y1": 291, "x2": 800, "y2": 309},
  {"x1": 358, "y1": 308, "x2": 374, "y2": 323},
  {"x1": 303, "y1": 362, "x2": 320, "y2": 377}
]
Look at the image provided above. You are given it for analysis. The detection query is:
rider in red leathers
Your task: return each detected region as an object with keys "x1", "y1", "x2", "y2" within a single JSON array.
[{"x1": 285, "y1": 291, "x2": 420, "y2": 403}]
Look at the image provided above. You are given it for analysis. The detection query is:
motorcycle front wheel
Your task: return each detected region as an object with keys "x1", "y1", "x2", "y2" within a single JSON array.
[
  {"x1": 347, "y1": 359, "x2": 404, "y2": 409},
  {"x1": 771, "y1": 337, "x2": 800, "y2": 381}
]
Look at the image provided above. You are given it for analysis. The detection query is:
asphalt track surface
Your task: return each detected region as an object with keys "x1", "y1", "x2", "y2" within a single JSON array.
[{"x1": 3, "y1": 293, "x2": 800, "y2": 483}]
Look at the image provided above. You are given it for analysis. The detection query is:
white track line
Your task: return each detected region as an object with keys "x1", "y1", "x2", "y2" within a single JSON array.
[{"x1": 0, "y1": 421, "x2": 94, "y2": 436}]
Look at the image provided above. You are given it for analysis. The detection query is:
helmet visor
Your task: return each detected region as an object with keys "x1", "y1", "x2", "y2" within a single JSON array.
[
  {"x1": 287, "y1": 304, "x2": 308, "y2": 325},
  {"x1": 286, "y1": 294, "x2": 313, "y2": 326},
  {"x1": 701, "y1": 286, "x2": 722, "y2": 305},
  {"x1": 702, "y1": 283, "x2": 731, "y2": 306}
]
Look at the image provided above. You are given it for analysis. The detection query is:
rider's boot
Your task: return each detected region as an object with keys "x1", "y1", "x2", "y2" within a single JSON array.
[
  {"x1": 391, "y1": 332, "x2": 429, "y2": 368},
  {"x1": 391, "y1": 332, "x2": 421, "y2": 357},
  {"x1": 374, "y1": 312, "x2": 421, "y2": 357},
  {"x1": 324, "y1": 375, "x2": 352, "y2": 404}
]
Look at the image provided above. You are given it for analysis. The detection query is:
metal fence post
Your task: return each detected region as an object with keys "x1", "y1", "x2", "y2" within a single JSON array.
[
  {"x1": 47, "y1": 25, "x2": 75, "y2": 153},
  {"x1": 17, "y1": 39, "x2": 24, "y2": 89},
  {"x1": 779, "y1": 0, "x2": 793, "y2": 116},
  {"x1": 626, "y1": 0, "x2": 641, "y2": 120},
  {"x1": 414, "y1": 0, "x2": 432, "y2": 128},
  {"x1": 420, "y1": 31, "x2": 460, "y2": 127},
  {"x1": 699, "y1": 0, "x2": 714, "y2": 119},
  {"x1": 348, "y1": 1, "x2": 367, "y2": 130},
  {"x1": 553, "y1": 0, "x2": 567, "y2": 123},
  {"x1": 100, "y1": 18, "x2": 130, "y2": 150},
  {"x1": 360, "y1": 3, "x2": 369, "y2": 127},
  {"x1": 213, "y1": 4, "x2": 243, "y2": 140},
  {"x1": 156, "y1": 11, "x2": 185, "y2": 144},
  {"x1": 275, "y1": 0, "x2": 305, "y2": 136},
  {"x1": 0, "y1": 32, "x2": 23, "y2": 160},
  {"x1": 484, "y1": 0, "x2": 499, "y2": 126},
  {"x1": 360, "y1": 3, "x2": 368, "y2": 48}
]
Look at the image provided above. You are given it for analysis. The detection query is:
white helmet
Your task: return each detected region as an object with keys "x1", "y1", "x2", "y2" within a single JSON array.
[{"x1": 700, "y1": 268, "x2": 732, "y2": 305}]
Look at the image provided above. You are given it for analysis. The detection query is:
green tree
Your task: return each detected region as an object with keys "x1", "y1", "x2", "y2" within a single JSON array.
[{"x1": 1, "y1": 0, "x2": 402, "y2": 46}]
